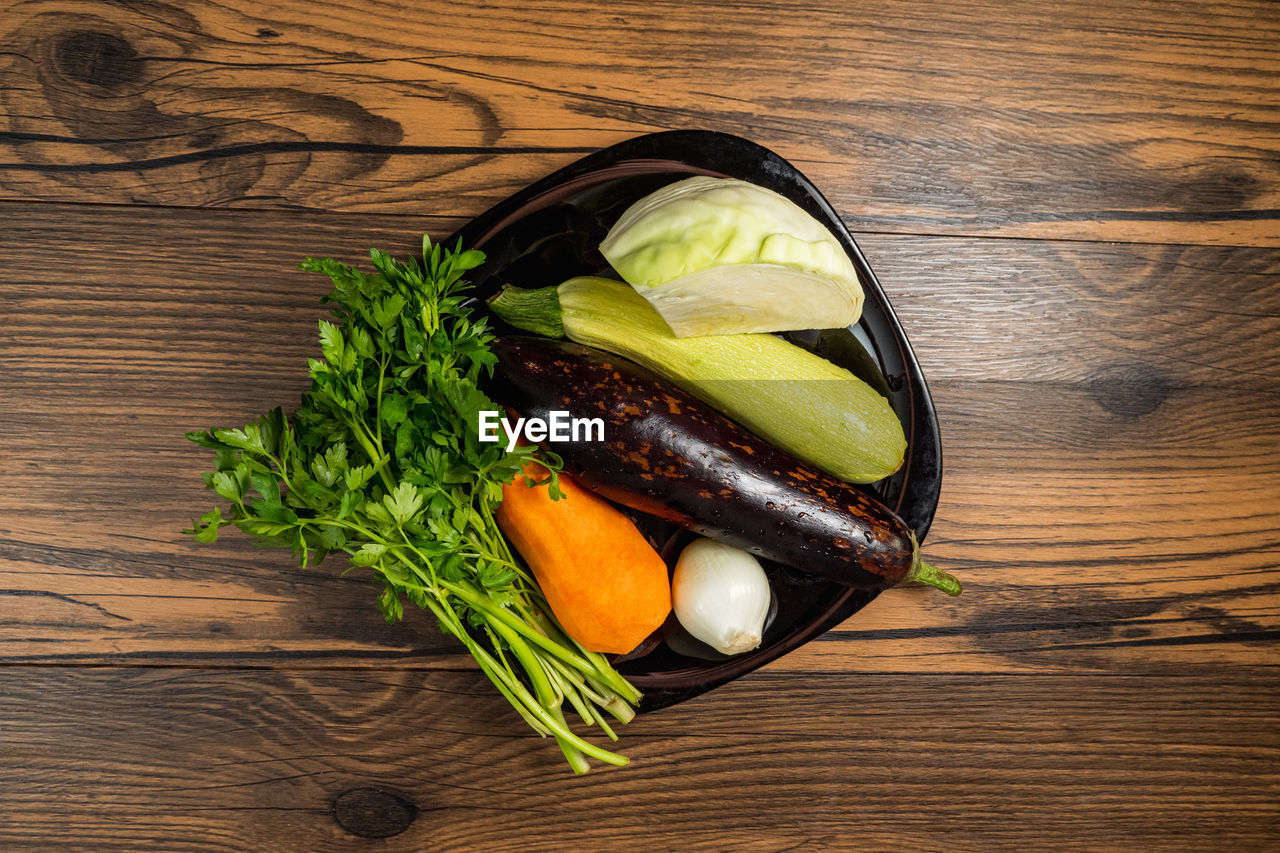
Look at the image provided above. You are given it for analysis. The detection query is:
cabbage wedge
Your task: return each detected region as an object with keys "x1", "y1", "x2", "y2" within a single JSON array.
[{"x1": 599, "y1": 176, "x2": 864, "y2": 337}]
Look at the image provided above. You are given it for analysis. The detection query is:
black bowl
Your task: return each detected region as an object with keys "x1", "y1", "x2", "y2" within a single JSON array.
[{"x1": 447, "y1": 130, "x2": 941, "y2": 711}]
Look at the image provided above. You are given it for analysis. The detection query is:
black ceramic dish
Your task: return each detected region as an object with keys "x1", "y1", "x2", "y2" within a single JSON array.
[{"x1": 447, "y1": 130, "x2": 941, "y2": 711}]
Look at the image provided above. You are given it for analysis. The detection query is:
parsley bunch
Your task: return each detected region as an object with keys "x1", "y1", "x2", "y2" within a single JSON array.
[{"x1": 186, "y1": 236, "x2": 641, "y2": 773}]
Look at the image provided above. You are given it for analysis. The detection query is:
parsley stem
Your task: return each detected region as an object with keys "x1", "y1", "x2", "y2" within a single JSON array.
[
  {"x1": 434, "y1": 597, "x2": 628, "y2": 768},
  {"x1": 484, "y1": 606, "x2": 559, "y2": 708},
  {"x1": 519, "y1": 598, "x2": 642, "y2": 707},
  {"x1": 451, "y1": 591, "x2": 621, "y2": 768},
  {"x1": 344, "y1": 413, "x2": 395, "y2": 493},
  {"x1": 438, "y1": 579, "x2": 612, "y2": 687},
  {"x1": 420, "y1": 596, "x2": 556, "y2": 738},
  {"x1": 389, "y1": 548, "x2": 629, "y2": 720},
  {"x1": 373, "y1": 353, "x2": 388, "y2": 458},
  {"x1": 549, "y1": 665, "x2": 593, "y2": 726},
  {"x1": 549, "y1": 706, "x2": 591, "y2": 775}
]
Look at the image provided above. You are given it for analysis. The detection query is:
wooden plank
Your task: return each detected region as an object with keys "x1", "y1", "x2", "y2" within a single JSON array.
[
  {"x1": 0, "y1": 668, "x2": 1276, "y2": 851},
  {"x1": 1, "y1": 0, "x2": 1277, "y2": 245},
  {"x1": 1, "y1": 202, "x2": 1276, "y2": 672}
]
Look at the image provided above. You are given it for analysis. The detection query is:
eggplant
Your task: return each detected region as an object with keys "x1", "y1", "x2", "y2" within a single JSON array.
[{"x1": 488, "y1": 337, "x2": 959, "y2": 595}]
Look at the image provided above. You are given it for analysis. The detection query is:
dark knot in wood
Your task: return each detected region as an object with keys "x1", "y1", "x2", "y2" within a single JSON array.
[
  {"x1": 333, "y1": 787, "x2": 419, "y2": 838},
  {"x1": 1089, "y1": 362, "x2": 1171, "y2": 418},
  {"x1": 53, "y1": 31, "x2": 141, "y2": 90}
]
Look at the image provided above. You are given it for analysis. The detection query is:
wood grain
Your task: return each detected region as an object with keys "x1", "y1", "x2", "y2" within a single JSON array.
[
  {"x1": 1, "y1": 667, "x2": 1277, "y2": 851},
  {"x1": 1, "y1": 202, "x2": 1276, "y2": 674},
  {"x1": 3, "y1": 1, "x2": 1279, "y2": 845},
  {"x1": 1, "y1": 0, "x2": 1278, "y2": 245}
]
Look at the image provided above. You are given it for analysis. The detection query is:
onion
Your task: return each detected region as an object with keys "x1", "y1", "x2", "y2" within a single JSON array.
[{"x1": 671, "y1": 538, "x2": 772, "y2": 655}]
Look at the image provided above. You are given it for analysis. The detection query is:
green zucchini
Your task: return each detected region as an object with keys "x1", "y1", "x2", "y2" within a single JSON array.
[{"x1": 487, "y1": 276, "x2": 906, "y2": 484}]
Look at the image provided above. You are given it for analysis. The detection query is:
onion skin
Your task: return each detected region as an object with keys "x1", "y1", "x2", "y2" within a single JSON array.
[{"x1": 488, "y1": 337, "x2": 920, "y2": 591}]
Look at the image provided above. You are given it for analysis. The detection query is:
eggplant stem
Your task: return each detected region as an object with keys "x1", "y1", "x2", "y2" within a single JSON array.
[
  {"x1": 903, "y1": 533, "x2": 962, "y2": 596},
  {"x1": 905, "y1": 561, "x2": 962, "y2": 596}
]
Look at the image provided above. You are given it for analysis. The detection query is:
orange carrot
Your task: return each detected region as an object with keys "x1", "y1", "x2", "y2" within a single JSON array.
[{"x1": 497, "y1": 461, "x2": 671, "y2": 654}]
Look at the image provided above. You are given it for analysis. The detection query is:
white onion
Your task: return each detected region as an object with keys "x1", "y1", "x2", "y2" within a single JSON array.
[{"x1": 672, "y1": 538, "x2": 772, "y2": 655}]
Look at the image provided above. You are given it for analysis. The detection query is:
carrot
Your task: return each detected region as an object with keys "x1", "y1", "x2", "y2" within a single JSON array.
[{"x1": 497, "y1": 460, "x2": 671, "y2": 654}]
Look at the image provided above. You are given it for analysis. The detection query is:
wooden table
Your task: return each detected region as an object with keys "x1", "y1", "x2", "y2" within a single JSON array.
[{"x1": 2, "y1": 1, "x2": 1278, "y2": 849}]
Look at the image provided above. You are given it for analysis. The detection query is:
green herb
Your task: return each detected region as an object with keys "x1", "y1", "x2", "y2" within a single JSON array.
[{"x1": 185, "y1": 236, "x2": 641, "y2": 773}]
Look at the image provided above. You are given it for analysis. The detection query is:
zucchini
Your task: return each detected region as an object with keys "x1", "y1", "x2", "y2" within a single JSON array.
[{"x1": 487, "y1": 276, "x2": 906, "y2": 484}]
